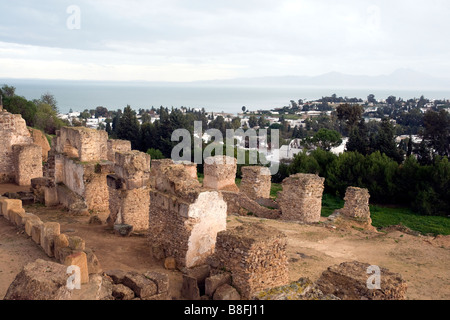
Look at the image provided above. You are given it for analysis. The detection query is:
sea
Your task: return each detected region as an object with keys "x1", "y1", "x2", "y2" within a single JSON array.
[{"x1": 3, "y1": 79, "x2": 450, "y2": 115}]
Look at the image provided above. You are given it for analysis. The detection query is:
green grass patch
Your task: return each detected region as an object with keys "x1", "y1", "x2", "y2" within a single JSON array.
[
  {"x1": 370, "y1": 205, "x2": 450, "y2": 236},
  {"x1": 270, "y1": 183, "x2": 282, "y2": 199},
  {"x1": 321, "y1": 193, "x2": 344, "y2": 217},
  {"x1": 321, "y1": 193, "x2": 450, "y2": 235}
]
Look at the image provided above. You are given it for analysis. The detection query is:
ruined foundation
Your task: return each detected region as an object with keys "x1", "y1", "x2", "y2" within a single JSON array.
[
  {"x1": 278, "y1": 173, "x2": 325, "y2": 223},
  {"x1": 210, "y1": 223, "x2": 289, "y2": 299},
  {"x1": 148, "y1": 164, "x2": 227, "y2": 269},
  {"x1": 239, "y1": 166, "x2": 272, "y2": 200}
]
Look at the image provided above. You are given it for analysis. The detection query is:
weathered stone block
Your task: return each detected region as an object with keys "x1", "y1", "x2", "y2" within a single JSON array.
[
  {"x1": 24, "y1": 214, "x2": 41, "y2": 236},
  {"x1": 213, "y1": 284, "x2": 241, "y2": 300},
  {"x1": 315, "y1": 261, "x2": 408, "y2": 300},
  {"x1": 31, "y1": 220, "x2": 44, "y2": 244},
  {"x1": 122, "y1": 272, "x2": 158, "y2": 300},
  {"x1": 54, "y1": 234, "x2": 70, "y2": 262},
  {"x1": 40, "y1": 222, "x2": 61, "y2": 257},
  {"x1": 84, "y1": 248, "x2": 102, "y2": 274},
  {"x1": 68, "y1": 236, "x2": 86, "y2": 251},
  {"x1": 181, "y1": 275, "x2": 201, "y2": 300},
  {"x1": 4, "y1": 259, "x2": 72, "y2": 300},
  {"x1": 205, "y1": 273, "x2": 232, "y2": 297},
  {"x1": 144, "y1": 271, "x2": 170, "y2": 294},
  {"x1": 1, "y1": 198, "x2": 23, "y2": 221},
  {"x1": 112, "y1": 284, "x2": 135, "y2": 300},
  {"x1": 64, "y1": 251, "x2": 89, "y2": 284}
]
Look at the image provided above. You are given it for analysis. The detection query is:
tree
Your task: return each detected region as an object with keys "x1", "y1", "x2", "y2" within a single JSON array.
[
  {"x1": 346, "y1": 119, "x2": 369, "y2": 155},
  {"x1": 336, "y1": 103, "x2": 363, "y2": 132},
  {"x1": 1, "y1": 84, "x2": 16, "y2": 97},
  {"x1": 377, "y1": 119, "x2": 404, "y2": 162},
  {"x1": 367, "y1": 94, "x2": 376, "y2": 104},
  {"x1": 146, "y1": 148, "x2": 165, "y2": 160},
  {"x1": 40, "y1": 92, "x2": 58, "y2": 113},
  {"x1": 258, "y1": 115, "x2": 267, "y2": 129},
  {"x1": 308, "y1": 128, "x2": 342, "y2": 151},
  {"x1": 34, "y1": 103, "x2": 65, "y2": 134},
  {"x1": 248, "y1": 115, "x2": 258, "y2": 128},
  {"x1": 422, "y1": 110, "x2": 450, "y2": 157},
  {"x1": 116, "y1": 105, "x2": 140, "y2": 149}
]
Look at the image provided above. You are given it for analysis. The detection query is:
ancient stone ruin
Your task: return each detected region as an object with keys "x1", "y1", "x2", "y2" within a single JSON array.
[
  {"x1": 0, "y1": 109, "x2": 410, "y2": 301},
  {"x1": 203, "y1": 155, "x2": 239, "y2": 192},
  {"x1": 107, "y1": 150, "x2": 151, "y2": 232},
  {"x1": 210, "y1": 223, "x2": 289, "y2": 299},
  {"x1": 339, "y1": 187, "x2": 371, "y2": 221},
  {"x1": 0, "y1": 110, "x2": 43, "y2": 185},
  {"x1": 239, "y1": 166, "x2": 272, "y2": 200},
  {"x1": 278, "y1": 173, "x2": 325, "y2": 223},
  {"x1": 148, "y1": 163, "x2": 227, "y2": 269},
  {"x1": 315, "y1": 261, "x2": 408, "y2": 300}
]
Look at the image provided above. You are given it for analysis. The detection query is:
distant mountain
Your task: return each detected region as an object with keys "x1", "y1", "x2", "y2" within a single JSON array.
[{"x1": 194, "y1": 69, "x2": 450, "y2": 90}]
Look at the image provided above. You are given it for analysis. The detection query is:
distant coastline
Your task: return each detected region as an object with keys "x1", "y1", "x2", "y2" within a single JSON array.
[{"x1": 2, "y1": 70, "x2": 450, "y2": 114}]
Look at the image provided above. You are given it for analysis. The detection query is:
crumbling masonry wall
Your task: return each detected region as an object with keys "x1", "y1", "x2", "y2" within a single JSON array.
[
  {"x1": 107, "y1": 150, "x2": 151, "y2": 231},
  {"x1": 51, "y1": 127, "x2": 112, "y2": 214},
  {"x1": 278, "y1": 173, "x2": 325, "y2": 223},
  {"x1": 107, "y1": 139, "x2": 132, "y2": 163},
  {"x1": 239, "y1": 166, "x2": 272, "y2": 200},
  {"x1": 0, "y1": 110, "x2": 43, "y2": 184},
  {"x1": 148, "y1": 164, "x2": 227, "y2": 269},
  {"x1": 339, "y1": 187, "x2": 371, "y2": 221},
  {"x1": 210, "y1": 223, "x2": 289, "y2": 299},
  {"x1": 203, "y1": 156, "x2": 239, "y2": 192},
  {"x1": 13, "y1": 144, "x2": 43, "y2": 186}
]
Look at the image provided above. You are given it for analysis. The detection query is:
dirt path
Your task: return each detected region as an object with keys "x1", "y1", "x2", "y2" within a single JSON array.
[{"x1": 1, "y1": 194, "x2": 449, "y2": 300}]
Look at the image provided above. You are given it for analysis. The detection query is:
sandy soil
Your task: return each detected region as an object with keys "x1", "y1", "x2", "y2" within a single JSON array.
[{"x1": 0, "y1": 184, "x2": 449, "y2": 300}]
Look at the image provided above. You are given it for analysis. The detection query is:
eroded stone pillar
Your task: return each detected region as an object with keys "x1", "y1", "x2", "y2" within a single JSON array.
[
  {"x1": 203, "y1": 156, "x2": 238, "y2": 192},
  {"x1": 239, "y1": 166, "x2": 272, "y2": 200},
  {"x1": 278, "y1": 173, "x2": 325, "y2": 223},
  {"x1": 340, "y1": 187, "x2": 371, "y2": 221},
  {"x1": 107, "y1": 150, "x2": 151, "y2": 232}
]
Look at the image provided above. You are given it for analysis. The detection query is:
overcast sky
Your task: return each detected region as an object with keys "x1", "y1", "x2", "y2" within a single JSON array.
[{"x1": 0, "y1": 0, "x2": 449, "y2": 82}]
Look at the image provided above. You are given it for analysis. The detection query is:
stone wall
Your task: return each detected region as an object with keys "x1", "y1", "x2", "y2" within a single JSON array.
[
  {"x1": 239, "y1": 166, "x2": 271, "y2": 200},
  {"x1": 107, "y1": 139, "x2": 131, "y2": 163},
  {"x1": 148, "y1": 164, "x2": 227, "y2": 269},
  {"x1": 210, "y1": 223, "x2": 289, "y2": 299},
  {"x1": 56, "y1": 127, "x2": 108, "y2": 162},
  {"x1": 0, "y1": 111, "x2": 34, "y2": 183},
  {"x1": 203, "y1": 156, "x2": 238, "y2": 192},
  {"x1": 28, "y1": 128, "x2": 51, "y2": 162},
  {"x1": 278, "y1": 173, "x2": 325, "y2": 223},
  {"x1": 13, "y1": 144, "x2": 43, "y2": 186},
  {"x1": 107, "y1": 151, "x2": 151, "y2": 231},
  {"x1": 54, "y1": 155, "x2": 112, "y2": 214},
  {"x1": 339, "y1": 187, "x2": 371, "y2": 221}
]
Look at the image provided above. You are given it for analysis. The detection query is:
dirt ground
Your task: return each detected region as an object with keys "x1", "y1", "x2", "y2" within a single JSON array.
[{"x1": 0, "y1": 184, "x2": 449, "y2": 300}]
